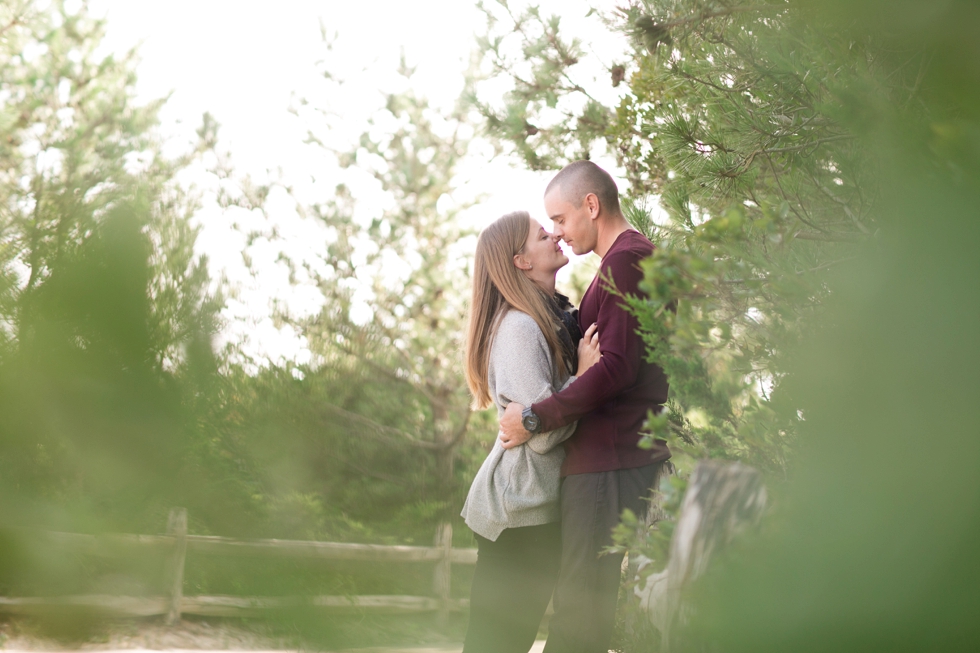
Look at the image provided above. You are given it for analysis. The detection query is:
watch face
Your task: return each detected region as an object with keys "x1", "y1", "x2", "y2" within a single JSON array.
[{"x1": 523, "y1": 414, "x2": 540, "y2": 432}]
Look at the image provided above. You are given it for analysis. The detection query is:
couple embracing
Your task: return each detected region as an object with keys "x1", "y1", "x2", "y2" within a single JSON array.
[{"x1": 460, "y1": 161, "x2": 671, "y2": 653}]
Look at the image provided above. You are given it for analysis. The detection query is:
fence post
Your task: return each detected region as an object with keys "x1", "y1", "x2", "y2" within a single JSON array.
[
  {"x1": 432, "y1": 521, "x2": 452, "y2": 628},
  {"x1": 165, "y1": 508, "x2": 188, "y2": 626}
]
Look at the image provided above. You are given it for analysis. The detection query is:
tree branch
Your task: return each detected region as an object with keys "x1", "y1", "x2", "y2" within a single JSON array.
[
  {"x1": 765, "y1": 154, "x2": 829, "y2": 233},
  {"x1": 442, "y1": 408, "x2": 472, "y2": 451},
  {"x1": 320, "y1": 403, "x2": 443, "y2": 451},
  {"x1": 330, "y1": 337, "x2": 437, "y2": 406},
  {"x1": 759, "y1": 134, "x2": 855, "y2": 155},
  {"x1": 724, "y1": 133, "x2": 852, "y2": 178},
  {"x1": 793, "y1": 230, "x2": 863, "y2": 243},
  {"x1": 0, "y1": 11, "x2": 24, "y2": 39},
  {"x1": 814, "y1": 178, "x2": 872, "y2": 235},
  {"x1": 336, "y1": 452, "x2": 410, "y2": 486},
  {"x1": 630, "y1": 5, "x2": 778, "y2": 34}
]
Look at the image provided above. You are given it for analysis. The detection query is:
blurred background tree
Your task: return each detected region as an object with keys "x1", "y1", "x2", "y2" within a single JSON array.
[
  {"x1": 0, "y1": 0, "x2": 232, "y2": 536},
  {"x1": 0, "y1": 1, "x2": 493, "y2": 548},
  {"x1": 202, "y1": 56, "x2": 495, "y2": 544},
  {"x1": 297, "y1": 80, "x2": 485, "y2": 536}
]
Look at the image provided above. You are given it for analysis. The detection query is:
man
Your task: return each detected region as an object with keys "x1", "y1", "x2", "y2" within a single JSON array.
[{"x1": 498, "y1": 160, "x2": 671, "y2": 653}]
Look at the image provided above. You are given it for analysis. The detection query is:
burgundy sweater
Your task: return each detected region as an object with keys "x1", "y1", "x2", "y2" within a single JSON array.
[{"x1": 532, "y1": 230, "x2": 671, "y2": 476}]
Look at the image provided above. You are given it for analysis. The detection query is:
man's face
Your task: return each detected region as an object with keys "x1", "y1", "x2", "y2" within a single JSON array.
[{"x1": 544, "y1": 188, "x2": 597, "y2": 255}]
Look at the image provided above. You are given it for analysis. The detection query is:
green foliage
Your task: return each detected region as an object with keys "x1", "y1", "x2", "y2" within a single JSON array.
[
  {"x1": 479, "y1": 2, "x2": 980, "y2": 650},
  {"x1": 0, "y1": 0, "x2": 217, "y2": 370},
  {"x1": 0, "y1": 1, "x2": 235, "y2": 606},
  {"x1": 473, "y1": 0, "x2": 598, "y2": 168},
  {"x1": 0, "y1": 5, "x2": 491, "y2": 586},
  {"x1": 304, "y1": 82, "x2": 477, "y2": 499},
  {"x1": 604, "y1": 2, "x2": 890, "y2": 474},
  {"x1": 474, "y1": 0, "x2": 936, "y2": 475},
  {"x1": 213, "y1": 56, "x2": 497, "y2": 543},
  {"x1": 685, "y1": 1, "x2": 980, "y2": 650}
]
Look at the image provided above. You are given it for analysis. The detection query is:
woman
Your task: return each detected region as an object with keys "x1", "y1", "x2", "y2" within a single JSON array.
[{"x1": 460, "y1": 211, "x2": 600, "y2": 653}]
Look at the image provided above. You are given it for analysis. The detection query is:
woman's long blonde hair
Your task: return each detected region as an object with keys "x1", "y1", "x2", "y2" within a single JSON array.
[{"x1": 465, "y1": 211, "x2": 570, "y2": 409}]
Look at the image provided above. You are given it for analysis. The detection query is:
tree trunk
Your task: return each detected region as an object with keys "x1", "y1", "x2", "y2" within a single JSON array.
[
  {"x1": 431, "y1": 393, "x2": 456, "y2": 516},
  {"x1": 633, "y1": 461, "x2": 767, "y2": 650}
]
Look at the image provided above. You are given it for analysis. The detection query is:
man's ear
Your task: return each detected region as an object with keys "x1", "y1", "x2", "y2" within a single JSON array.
[
  {"x1": 513, "y1": 253, "x2": 531, "y2": 271},
  {"x1": 586, "y1": 193, "x2": 601, "y2": 220}
]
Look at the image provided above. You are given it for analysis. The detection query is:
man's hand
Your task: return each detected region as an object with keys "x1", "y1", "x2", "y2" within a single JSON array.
[{"x1": 499, "y1": 402, "x2": 532, "y2": 449}]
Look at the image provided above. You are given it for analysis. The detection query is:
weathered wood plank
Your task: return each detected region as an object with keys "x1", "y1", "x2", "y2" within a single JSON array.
[
  {"x1": 0, "y1": 595, "x2": 168, "y2": 617},
  {"x1": 449, "y1": 548, "x2": 478, "y2": 565},
  {"x1": 310, "y1": 596, "x2": 468, "y2": 613},
  {"x1": 183, "y1": 594, "x2": 470, "y2": 616},
  {"x1": 42, "y1": 530, "x2": 173, "y2": 552},
  {"x1": 165, "y1": 508, "x2": 188, "y2": 625},
  {"x1": 0, "y1": 595, "x2": 470, "y2": 617},
  {"x1": 432, "y1": 522, "x2": 453, "y2": 627},
  {"x1": 185, "y1": 536, "x2": 447, "y2": 562},
  {"x1": 38, "y1": 530, "x2": 479, "y2": 564}
]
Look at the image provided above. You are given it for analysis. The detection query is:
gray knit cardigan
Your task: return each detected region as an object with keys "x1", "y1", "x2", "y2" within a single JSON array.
[{"x1": 461, "y1": 309, "x2": 578, "y2": 541}]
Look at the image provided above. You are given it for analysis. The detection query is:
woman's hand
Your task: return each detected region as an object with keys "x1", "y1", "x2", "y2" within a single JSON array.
[{"x1": 576, "y1": 323, "x2": 600, "y2": 377}]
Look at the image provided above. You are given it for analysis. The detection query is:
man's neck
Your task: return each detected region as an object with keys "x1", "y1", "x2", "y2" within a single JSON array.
[{"x1": 595, "y1": 215, "x2": 633, "y2": 258}]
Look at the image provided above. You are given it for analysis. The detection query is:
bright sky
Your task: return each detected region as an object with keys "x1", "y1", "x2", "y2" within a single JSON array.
[{"x1": 89, "y1": 0, "x2": 626, "y2": 365}]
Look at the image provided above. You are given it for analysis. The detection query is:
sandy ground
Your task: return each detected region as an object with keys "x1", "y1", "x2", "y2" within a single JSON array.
[
  {"x1": 0, "y1": 619, "x2": 547, "y2": 653},
  {"x1": 0, "y1": 648, "x2": 547, "y2": 653},
  {"x1": 0, "y1": 620, "x2": 280, "y2": 652},
  {"x1": 0, "y1": 644, "x2": 547, "y2": 653},
  {"x1": 330, "y1": 644, "x2": 545, "y2": 653},
  {"x1": 330, "y1": 644, "x2": 544, "y2": 653}
]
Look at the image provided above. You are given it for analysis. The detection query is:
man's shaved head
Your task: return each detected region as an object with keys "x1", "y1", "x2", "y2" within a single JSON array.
[{"x1": 544, "y1": 160, "x2": 621, "y2": 216}]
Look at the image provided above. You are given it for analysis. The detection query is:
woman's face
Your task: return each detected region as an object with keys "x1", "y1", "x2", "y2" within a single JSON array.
[{"x1": 519, "y1": 218, "x2": 568, "y2": 277}]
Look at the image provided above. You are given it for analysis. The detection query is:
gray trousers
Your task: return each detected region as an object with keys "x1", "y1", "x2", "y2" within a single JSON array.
[{"x1": 543, "y1": 462, "x2": 665, "y2": 653}]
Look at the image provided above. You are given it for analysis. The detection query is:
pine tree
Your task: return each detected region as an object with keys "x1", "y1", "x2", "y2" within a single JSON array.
[
  {"x1": 476, "y1": 2, "x2": 980, "y2": 650},
  {"x1": 218, "y1": 57, "x2": 492, "y2": 541},
  {"x1": 0, "y1": 0, "x2": 227, "y2": 534},
  {"x1": 473, "y1": 0, "x2": 932, "y2": 473}
]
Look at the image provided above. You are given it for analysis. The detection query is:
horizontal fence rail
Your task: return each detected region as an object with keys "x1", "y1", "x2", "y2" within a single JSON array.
[
  {"x1": 41, "y1": 531, "x2": 479, "y2": 564},
  {"x1": 0, "y1": 594, "x2": 470, "y2": 618},
  {"x1": 3, "y1": 509, "x2": 478, "y2": 624}
]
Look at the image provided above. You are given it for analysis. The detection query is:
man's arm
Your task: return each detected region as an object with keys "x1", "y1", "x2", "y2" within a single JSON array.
[
  {"x1": 493, "y1": 312, "x2": 578, "y2": 451},
  {"x1": 499, "y1": 249, "x2": 648, "y2": 445}
]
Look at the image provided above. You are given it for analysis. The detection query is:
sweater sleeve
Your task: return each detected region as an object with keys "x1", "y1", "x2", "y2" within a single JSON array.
[
  {"x1": 531, "y1": 248, "x2": 646, "y2": 431},
  {"x1": 491, "y1": 312, "x2": 578, "y2": 454}
]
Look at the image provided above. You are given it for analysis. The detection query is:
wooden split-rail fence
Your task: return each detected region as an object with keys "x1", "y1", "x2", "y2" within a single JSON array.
[{"x1": 0, "y1": 509, "x2": 476, "y2": 626}]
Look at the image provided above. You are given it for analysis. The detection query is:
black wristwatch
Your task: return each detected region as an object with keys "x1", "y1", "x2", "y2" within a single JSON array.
[{"x1": 521, "y1": 406, "x2": 542, "y2": 434}]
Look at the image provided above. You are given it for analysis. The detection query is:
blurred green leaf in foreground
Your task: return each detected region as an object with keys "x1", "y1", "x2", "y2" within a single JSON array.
[
  {"x1": 690, "y1": 2, "x2": 980, "y2": 651},
  {"x1": 0, "y1": 0, "x2": 227, "y2": 598}
]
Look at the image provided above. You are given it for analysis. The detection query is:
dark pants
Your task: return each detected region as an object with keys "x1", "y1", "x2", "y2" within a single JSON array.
[
  {"x1": 463, "y1": 522, "x2": 562, "y2": 653},
  {"x1": 543, "y1": 462, "x2": 665, "y2": 653}
]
